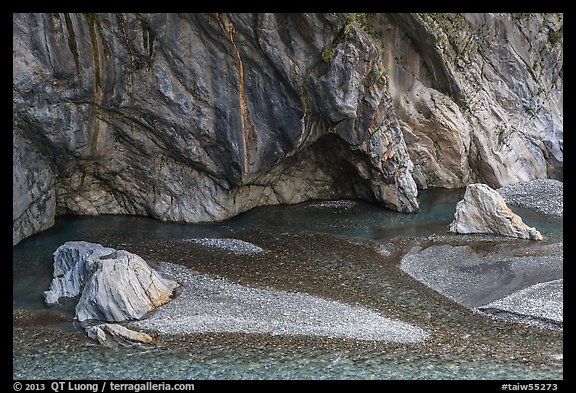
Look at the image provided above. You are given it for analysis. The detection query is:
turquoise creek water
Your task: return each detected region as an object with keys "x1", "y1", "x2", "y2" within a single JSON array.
[{"x1": 13, "y1": 189, "x2": 563, "y2": 380}]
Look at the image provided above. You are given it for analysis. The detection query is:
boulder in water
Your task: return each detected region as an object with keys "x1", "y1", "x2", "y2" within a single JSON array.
[
  {"x1": 449, "y1": 183, "x2": 543, "y2": 240},
  {"x1": 44, "y1": 241, "x2": 179, "y2": 324}
]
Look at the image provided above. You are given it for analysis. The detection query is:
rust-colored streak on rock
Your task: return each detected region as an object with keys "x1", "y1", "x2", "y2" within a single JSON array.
[{"x1": 218, "y1": 14, "x2": 257, "y2": 178}]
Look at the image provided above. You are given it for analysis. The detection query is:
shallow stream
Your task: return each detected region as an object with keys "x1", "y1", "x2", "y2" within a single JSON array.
[{"x1": 13, "y1": 189, "x2": 563, "y2": 379}]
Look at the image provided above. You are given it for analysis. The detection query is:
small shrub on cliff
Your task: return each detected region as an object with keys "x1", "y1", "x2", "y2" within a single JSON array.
[
  {"x1": 322, "y1": 46, "x2": 335, "y2": 64},
  {"x1": 548, "y1": 27, "x2": 562, "y2": 45}
]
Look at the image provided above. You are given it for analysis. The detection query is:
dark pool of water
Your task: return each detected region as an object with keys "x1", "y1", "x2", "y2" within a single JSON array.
[{"x1": 13, "y1": 189, "x2": 563, "y2": 380}]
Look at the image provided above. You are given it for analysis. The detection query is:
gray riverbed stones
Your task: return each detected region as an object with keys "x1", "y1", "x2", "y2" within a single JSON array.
[
  {"x1": 131, "y1": 262, "x2": 429, "y2": 343},
  {"x1": 46, "y1": 241, "x2": 428, "y2": 344},
  {"x1": 497, "y1": 179, "x2": 563, "y2": 217},
  {"x1": 476, "y1": 279, "x2": 563, "y2": 330},
  {"x1": 400, "y1": 243, "x2": 563, "y2": 330},
  {"x1": 184, "y1": 238, "x2": 265, "y2": 255},
  {"x1": 310, "y1": 200, "x2": 358, "y2": 210},
  {"x1": 449, "y1": 183, "x2": 543, "y2": 240}
]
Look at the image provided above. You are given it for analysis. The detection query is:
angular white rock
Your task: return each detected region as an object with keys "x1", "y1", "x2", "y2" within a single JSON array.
[
  {"x1": 449, "y1": 183, "x2": 543, "y2": 240},
  {"x1": 86, "y1": 323, "x2": 154, "y2": 347},
  {"x1": 44, "y1": 241, "x2": 179, "y2": 323}
]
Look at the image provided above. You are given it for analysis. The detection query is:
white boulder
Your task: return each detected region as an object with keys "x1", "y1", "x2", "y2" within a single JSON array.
[
  {"x1": 449, "y1": 183, "x2": 543, "y2": 240},
  {"x1": 44, "y1": 241, "x2": 179, "y2": 323}
]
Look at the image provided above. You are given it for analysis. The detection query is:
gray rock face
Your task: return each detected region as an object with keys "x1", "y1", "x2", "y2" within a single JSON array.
[
  {"x1": 13, "y1": 13, "x2": 562, "y2": 242},
  {"x1": 381, "y1": 13, "x2": 563, "y2": 188},
  {"x1": 43, "y1": 241, "x2": 116, "y2": 304},
  {"x1": 449, "y1": 183, "x2": 543, "y2": 240},
  {"x1": 44, "y1": 241, "x2": 178, "y2": 323},
  {"x1": 13, "y1": 129, "x2": 56, "y2": 246},
  {"x1": 76, "y1": 250, "x2": 179, "y2": 323}
]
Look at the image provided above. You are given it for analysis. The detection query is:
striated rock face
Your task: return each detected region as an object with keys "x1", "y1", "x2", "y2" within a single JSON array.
[
  {"x1": 449, "y1": 183, "x2": 543, "y2": 240},
  {"x1": 44, "y1": 241, "x2": 179, "y2": 323},
  {"x1": 43, "y1": 241, "x2": 116, "y2": 304},
  {"x1": 378, "y1": 14, "x2": 563, "y2": 188},
  {"x1": 13, "y1": 13, "x2": 562, "y2": 243},
  {"x1": 13, "y1": 129, "x2": 56, "y2": 246},
  {"x1": 76, "y1": 249, "x2": 178, "y2": 322}
]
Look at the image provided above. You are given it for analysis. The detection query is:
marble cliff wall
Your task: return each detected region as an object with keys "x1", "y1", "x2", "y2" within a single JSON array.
[{"x1": 13, "y1": 13, "x2": 562, "y2": 245}]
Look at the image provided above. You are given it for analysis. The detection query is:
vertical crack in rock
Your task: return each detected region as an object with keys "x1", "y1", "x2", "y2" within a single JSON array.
[
  {"x1": 85, "y1": 14, "x2": 102, "y2": 90},
  {"x1": 63, "y1": 13, "x2": 82, "y2": 85}
]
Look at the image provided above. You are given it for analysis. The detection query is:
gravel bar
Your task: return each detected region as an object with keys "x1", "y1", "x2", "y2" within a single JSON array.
[
  {"x1": 498, "y1": 179, "x2": 563, "y2": 217},
  {"x1": 183, "y1": 238, "x2": 265, "y2": 255},
  {"x1": 308, "y1": 200, "x2": 358, "y2": 209},
  {"x1": 131, "y1": 262, "x2": 429, "y2": 343},
  {"x1": 400, "y1": 242, "x2": 563, "y2": 330},
  {"x1": 476, "y1": 279, "x2": 563, "y2": 330},
  {"x1": 400, "y1": 243, "x2": 562, "y2": 308}
]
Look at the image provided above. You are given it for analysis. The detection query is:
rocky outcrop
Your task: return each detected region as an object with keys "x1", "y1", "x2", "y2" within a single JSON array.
[
  {"x1": 44, "y1": 241, "x2": 178, "y2": 323},
  {"x1": 44, "y1": 241, "x2": 116, "y2": 303},
  {"x1": 449, "y1": 183, "x2": 543, "y2": 240},
  {"x1": 13, "y1": 129, "x2": 56, "y2": 246},
  {"x1": 13, "y1": 13, "x2": 562, "y2": 243},
  {"x1": 378, "y1": 13, "x2": 563, "y2": 188}
]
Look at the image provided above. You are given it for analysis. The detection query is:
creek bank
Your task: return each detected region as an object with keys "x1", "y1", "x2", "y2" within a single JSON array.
[{"x1": 400, "y1": 240, "x2": 563, "y2": 330}]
